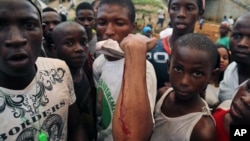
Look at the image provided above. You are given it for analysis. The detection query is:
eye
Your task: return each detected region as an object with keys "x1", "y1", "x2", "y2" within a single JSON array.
[
  {"x1": 187, "y1": 5, "x2": 195, "y2": 11},
  {"x1": 170, "y1": 5, "x2": 179, "y2": 11},
  {"x1": 174, "y1": 66, "x2": 182, "y2": 73},
  {"x1": 23, "y1": 21, "x2": 38, "y2": 30},
  {"x1": 116, "y1": 21, "x2": 126, "y2": 26},
  {"x1": 80, "y1": 39, "x2": 88, "y2": 47},
  {"x1": 97, "y1": 20, "x2": 106, "y2": 26},
  {"x1": 231, "y1": 33, "x2": 242, "y2": 40},
  {"x1": 65, "y1": 41, "x2": 73, "y2": 47},
  {"x1": 222, "y1": 55, "x2": 229, "y2": 60},
  {"x1": 193, "y1": 71, "x2": 202, "y2": 77}
]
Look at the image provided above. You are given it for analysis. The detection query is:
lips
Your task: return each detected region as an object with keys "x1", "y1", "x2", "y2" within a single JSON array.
[
  {"x1": 176, "y1": 89, "x2": 189, "y2": 96},
  {"x1": 9, "y1": 53, "x2": 28, "y2": 61},
  {"x1": 72, "y1": 55, "x2": 86, "y2": 62},
  {"x1": 7, "y1": 52, "x2": 29, "y2": 67},
  {"x1": 234, "y1": 51, "x2": 249, "y2": 58},
  {"x1": 176, "y1": 23, "x2": 187, "y2": 29},
  {"x1": 231, "y1": 103, "x2": 244, "y2": 118}
]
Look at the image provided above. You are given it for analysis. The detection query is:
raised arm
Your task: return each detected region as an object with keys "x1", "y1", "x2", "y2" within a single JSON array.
[{"x1": 112, "y1": 34, "x2": 156, "y2": 141}]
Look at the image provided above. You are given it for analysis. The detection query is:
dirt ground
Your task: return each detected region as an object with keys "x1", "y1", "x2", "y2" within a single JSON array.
[{"x1": 194, "y1": 22, "x2": 220, "y2": 42}]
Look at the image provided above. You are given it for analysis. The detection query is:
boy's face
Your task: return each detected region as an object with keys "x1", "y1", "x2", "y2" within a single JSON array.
[
  {"x1": 169, "y1": 47, "x2": 213, "y2": 100},
  {"x1": 42, "y1": 11, "x2": 62, "y2": 42},
  {"x1": 54, "y1": 25, "x2": 89, "y2": 69},
  {"x1": 96, "y1": 4, "x2": 136, "y2": 43},
  {"x1": 230, "y1": 16, "x2": 250, "y2": 65},
  {"x1": 75, "y1": 9, "x2": 95, "y2": 39},
  {"x1": 230, "y1": 80, "x2": 250, "y2": 124},
  {"x1": 0, "y1": 0, "x2": 42, "y2": 76},
  {"x1": 168, "y1": 0, "x2": 203, "y2": 35}
]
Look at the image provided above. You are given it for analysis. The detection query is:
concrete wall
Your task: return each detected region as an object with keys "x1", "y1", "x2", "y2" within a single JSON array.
[{"x1": 204, "y1": 0, "x2": 248, "y2": 22}]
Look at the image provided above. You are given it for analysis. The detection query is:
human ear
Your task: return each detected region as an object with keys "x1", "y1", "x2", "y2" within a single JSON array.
[
  {"x1": 51, "y1": 44, "x2": 57, "y2": 58},
  {"x1": 167, "y1": 59, "x2": 171, "y2": 74}
]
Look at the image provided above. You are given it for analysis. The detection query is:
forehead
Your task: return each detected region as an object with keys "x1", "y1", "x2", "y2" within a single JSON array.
[
  {"x1": 170, "y1": 0, "x2": 198, "y2": 6},
  {"x1": 172, "y1": 47, "x2": 212, "y2": 66},
  {"x1": 76, "y1": 9, "x2": 94, "y2": 16},
  {"x1": 97, "y1": 4, "x2": 130, "y2": 19},
  {"x1": 0, "y1": 0, "x2": 40, "y2": 21},
  {"x1": 233, "y1": 16, "x2": 250, "y2": 33},
  {"x1": 42, "y1": 12, "x2": 61, "y2": 20},
  {"x1": 56, "y1": 24, "x2": 86, "y2": 38}
]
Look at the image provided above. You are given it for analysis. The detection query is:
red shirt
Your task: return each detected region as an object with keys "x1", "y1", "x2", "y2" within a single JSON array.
[{"x1": 213, "y1": 108, "x2": 230, "y2": 141}]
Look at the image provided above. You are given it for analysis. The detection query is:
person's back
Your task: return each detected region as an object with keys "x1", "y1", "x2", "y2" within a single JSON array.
[
  {"x1": 219, "y1": 12, "x2": 250, "y2": 102},
  {"x1": 147, "y1": 0, "x2": 204, "y2": 89},
  {"x1": 150, "y1": 33, "x2": 217, "y2": 141},
  {"x1": 0, "y1": 1, "x2": 84, "y2": 140}
]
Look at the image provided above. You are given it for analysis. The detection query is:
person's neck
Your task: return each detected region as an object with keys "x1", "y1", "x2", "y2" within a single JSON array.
[
  {"x1": 0, "y1": 67, "x2": 36, "y2": 90},
  {"x1": 220, "y1": 34, "x2": 227, "y2": 38},
  {"x1": 170, "y1": 33, "x2": 184, "y2": 47},
  {"x1": 174, "y1": 93, "x2": 201, "y2": 106},
  {"x1": 70, "y1": 68, "x2": 84, "y2": 83}
]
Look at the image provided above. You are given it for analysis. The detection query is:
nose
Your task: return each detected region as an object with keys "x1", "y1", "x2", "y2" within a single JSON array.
[
  {"x1": 177, "y1": 7, "x2": 186, "y2": 18},
  {"x1": 5, "y1": 26, "x2": 27, "y2": 47},
  {"x1": 241, "y1": 95, "x2": 250, "y2": 109},
  {"x1": 104, "y1": 23, "x2": 115, "y2": 37},
  {"x1": 179, "y1": 73, "x2": 189, "y2": 87},
  {"x1": 237, "y1": 36, "x2": 250, "y2": 49},
  {"x1": 83, "y1": 20, "x2": 91, "y2": 27},
  {"x1": 48, "y1": 23, "x2": 56, "y2": 31},
  {"x1": 74, "y1": 43, "x2": 88, "y2": 53}
]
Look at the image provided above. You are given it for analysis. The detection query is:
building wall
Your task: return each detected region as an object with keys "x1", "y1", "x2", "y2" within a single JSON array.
[{"x1": 204, "y1": 0, "x2": 248, "y2": 22}]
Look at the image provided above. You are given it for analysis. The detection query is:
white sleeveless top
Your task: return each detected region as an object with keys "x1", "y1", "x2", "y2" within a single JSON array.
[{"x1": 150, "y1": 88, "x2": 214, "y2": 141}]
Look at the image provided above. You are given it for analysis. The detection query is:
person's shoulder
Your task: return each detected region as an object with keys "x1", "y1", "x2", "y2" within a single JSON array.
[
  {"x1": 36, "y1": 57, "x2": 68, "y2": 68},
  {"x1": 192, "y1": 115, "x2": 216, "y2": 141},
  {"x1": 93, "y1": 54, "x2": 105, "y2": 64}
]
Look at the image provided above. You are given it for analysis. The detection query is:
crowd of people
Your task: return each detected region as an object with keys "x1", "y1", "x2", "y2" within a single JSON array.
[{"x1": 1, "y1": 0, "x2": 250, "y2": 141}]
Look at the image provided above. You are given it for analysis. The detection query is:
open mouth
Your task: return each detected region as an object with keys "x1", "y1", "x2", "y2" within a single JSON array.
[
  {"x1": 9, "y1": 53, "x2": 28, "y2": 61},
  {"x1": 176, "y1": 23, "x2": 187, "y2": 29},
  {"x1": 7, "y1": 53, "x2": 29, "y2": 66},
  {"x1": 231, "y1": 103, "x2": 244, "y2": 118}
]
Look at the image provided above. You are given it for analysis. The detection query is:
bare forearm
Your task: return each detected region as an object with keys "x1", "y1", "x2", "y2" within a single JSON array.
[{"x1": 113, "y1": 44, "x2": 153, "y2": 141}]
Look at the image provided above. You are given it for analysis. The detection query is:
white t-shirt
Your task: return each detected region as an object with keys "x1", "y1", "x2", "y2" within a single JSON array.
[
  {"x1": 93, "y1": 54, "x2": 157, "y2": 141},
  {"x1": 0, "y1": 57, "x2": 75, "y2": 141},
  {"x1": 218, "y1": 62, "x2": 238, "y2": 102}
]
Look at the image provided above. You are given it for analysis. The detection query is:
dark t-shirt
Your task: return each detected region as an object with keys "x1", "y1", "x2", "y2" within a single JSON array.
[
  {"x1": 74, "y1": 70, "x2": 96, "y2": 140},
  {"x1": 147, "y1": 36, "x2": 171, "y2": 89}
]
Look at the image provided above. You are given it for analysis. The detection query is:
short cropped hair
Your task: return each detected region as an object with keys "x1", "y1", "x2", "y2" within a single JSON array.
[
  {"x1": 27, "y1": 0, "x2": 42, "y2": 21},
  {"x1": 75, "y1": 2, "x2": 94, "y2": 16},
  {"x1": 98, "y1": 0, "x2": 135, "y2": 23},
  {"x1": 172, "y1": 33, "x2": 218, "y2": 69},
  {"x1": 168, "y1": 0, "x2": 203, "y2": 13},
  {"x1": 42, "y1": 7, "x2": 58, "y2": 13}
]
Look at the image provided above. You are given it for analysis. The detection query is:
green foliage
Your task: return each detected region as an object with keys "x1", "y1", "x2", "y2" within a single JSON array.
[{"x1": 133, "y1": 0, "x2": 165, "y2": 8}]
